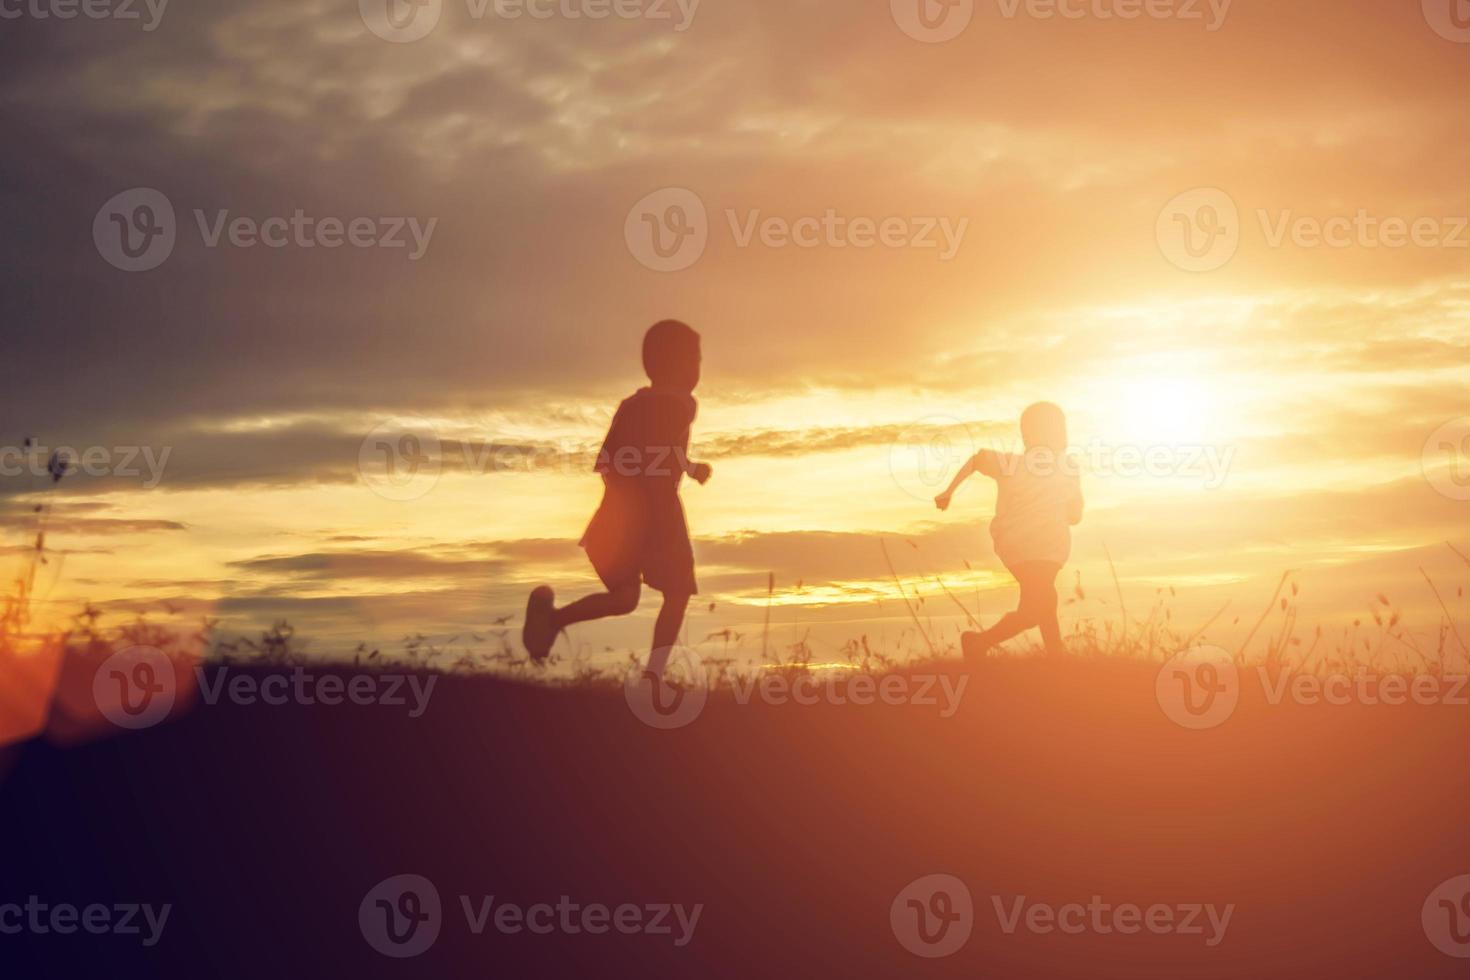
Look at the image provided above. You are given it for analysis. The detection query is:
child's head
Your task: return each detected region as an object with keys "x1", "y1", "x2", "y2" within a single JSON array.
[
  {"x1": 1020, "y1": 402, "x2": 1067, "y2": 452},
  {"x1": 642, "y1": 319, "x2": 701, "y2": 392}
]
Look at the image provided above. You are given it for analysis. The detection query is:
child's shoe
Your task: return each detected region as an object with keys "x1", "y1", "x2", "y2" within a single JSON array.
[{"x1": 522, "y1": 586, "x2": 556, "y2": 662}]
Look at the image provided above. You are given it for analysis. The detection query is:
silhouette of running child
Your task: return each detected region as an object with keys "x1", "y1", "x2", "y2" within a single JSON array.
[
  {"x1": 522, "y1": 320, "x2": 711, "y2": 676},
  {"x1": 934, "y1": 402, "x2": 1083, "y2": 660}
]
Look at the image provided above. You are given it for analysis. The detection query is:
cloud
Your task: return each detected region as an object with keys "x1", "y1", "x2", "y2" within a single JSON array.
[
  {"x1": 5, "y1": 0, "x2": 1470, "y2": 438},
  {"x1": 228, "y1": 548, "x2": 508, "y2": 581},
  {"x1": 0, "y1": 499, "x2": 187, "y2": 536}
]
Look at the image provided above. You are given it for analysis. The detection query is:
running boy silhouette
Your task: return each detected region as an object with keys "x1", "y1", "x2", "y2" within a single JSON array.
[
  {"x1": 934, "y1": 402, "x2": 1083, "y2": 659},
  {"x1": 522, "y1": 320, "x2": 711, "y2": 676}
]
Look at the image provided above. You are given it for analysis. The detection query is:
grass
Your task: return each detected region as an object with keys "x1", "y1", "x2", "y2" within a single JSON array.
[
  {"x1": 5, "y1": 455, "x2": 1470, "y2": 700},
  {"x1": 9, "y1": 535, "x2": 1470, "y2": 696}
]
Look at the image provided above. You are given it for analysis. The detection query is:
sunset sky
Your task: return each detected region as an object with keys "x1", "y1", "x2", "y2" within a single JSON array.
[{"x1": 2, "y1": 0, "x2": 1469, "y2": 665}]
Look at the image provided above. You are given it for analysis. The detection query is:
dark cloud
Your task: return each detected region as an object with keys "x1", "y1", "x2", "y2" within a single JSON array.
[
  {"x1": 4, "y1": 0, "x2": 1469, "y2": 436},
  {"x1": 228, "y1": 548, "x2": 508, "y2": 581}
]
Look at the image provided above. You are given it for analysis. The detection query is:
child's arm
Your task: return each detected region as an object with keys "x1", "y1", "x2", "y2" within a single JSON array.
[
  {"x1": 663, "y1": 401, "x2": 709, "y2": 485},
  {"x1": 934, "y1": 451, "x2": 997, "y2": 511},
  {"x1": 678, "y1": 418, "x2": 710, "y2": 485},
  {"x1": 1068, "y1": 481, "x2": 1084, "y2": 526}
]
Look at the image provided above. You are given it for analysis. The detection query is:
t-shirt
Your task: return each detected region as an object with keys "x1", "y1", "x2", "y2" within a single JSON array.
[
  {"x1": 581, "y1": 386, "x2": 699, "y2": 593},
  {"x1": 593, "y1": 386, "x2": 697, "y2": 491},
  {"x1": 979, "y1": 450, "x2": 1084, "y2": 567}
]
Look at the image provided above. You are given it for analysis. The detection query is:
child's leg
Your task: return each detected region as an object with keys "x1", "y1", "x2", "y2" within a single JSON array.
[
  {"x1": 524, "y1": 581, "x2": 640, "y2": 661},
  {"x1": 1024, "y1": 564, "x2": 1065, "y2": 656},
  {"x1": 647, "y1": 591, "x2": 692, "y2": 678},
  {"x1": 553, "y1": 581, "x2": 641, "y2": 631},
  {"x1": 1037, "y1": 611, "x2": 1064, "y2": 655},
  {"x1": 969, "y1": 563, "x2": 1060, "y2": 652},
  {"x1": 974, "y1": 607, "x2": 1037, "y2": 649}
]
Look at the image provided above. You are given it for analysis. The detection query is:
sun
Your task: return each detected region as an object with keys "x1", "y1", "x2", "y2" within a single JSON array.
[{"x1": 1089, "y1": 365, "x2": 1227, "y2": 448}]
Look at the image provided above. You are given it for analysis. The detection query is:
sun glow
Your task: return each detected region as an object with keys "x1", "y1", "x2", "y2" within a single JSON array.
[
  {"x1": 1088, "y1": 364, "x2": 1230, "y2": 449},
  {"x1": 1119, "y1": 378, "x2": 1218, "y2": 445}
]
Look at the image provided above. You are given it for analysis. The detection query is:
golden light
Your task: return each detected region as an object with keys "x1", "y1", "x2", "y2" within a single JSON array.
[{"x1": 1088, "y1": 362, "x2": 1228, "y2": 449}]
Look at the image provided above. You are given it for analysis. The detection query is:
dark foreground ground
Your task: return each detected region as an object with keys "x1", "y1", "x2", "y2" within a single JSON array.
[{"x1": 1, "y1": 656, "x2": 1468, "y2": 978}]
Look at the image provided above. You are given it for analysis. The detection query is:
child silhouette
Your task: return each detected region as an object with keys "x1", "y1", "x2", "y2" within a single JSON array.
[
  {"x1": 934, "y1": 402, "x2": 1083, "y2": 659},
  {"x1": 522, "y1": 320, "x2": 711, "y2": 677}
]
